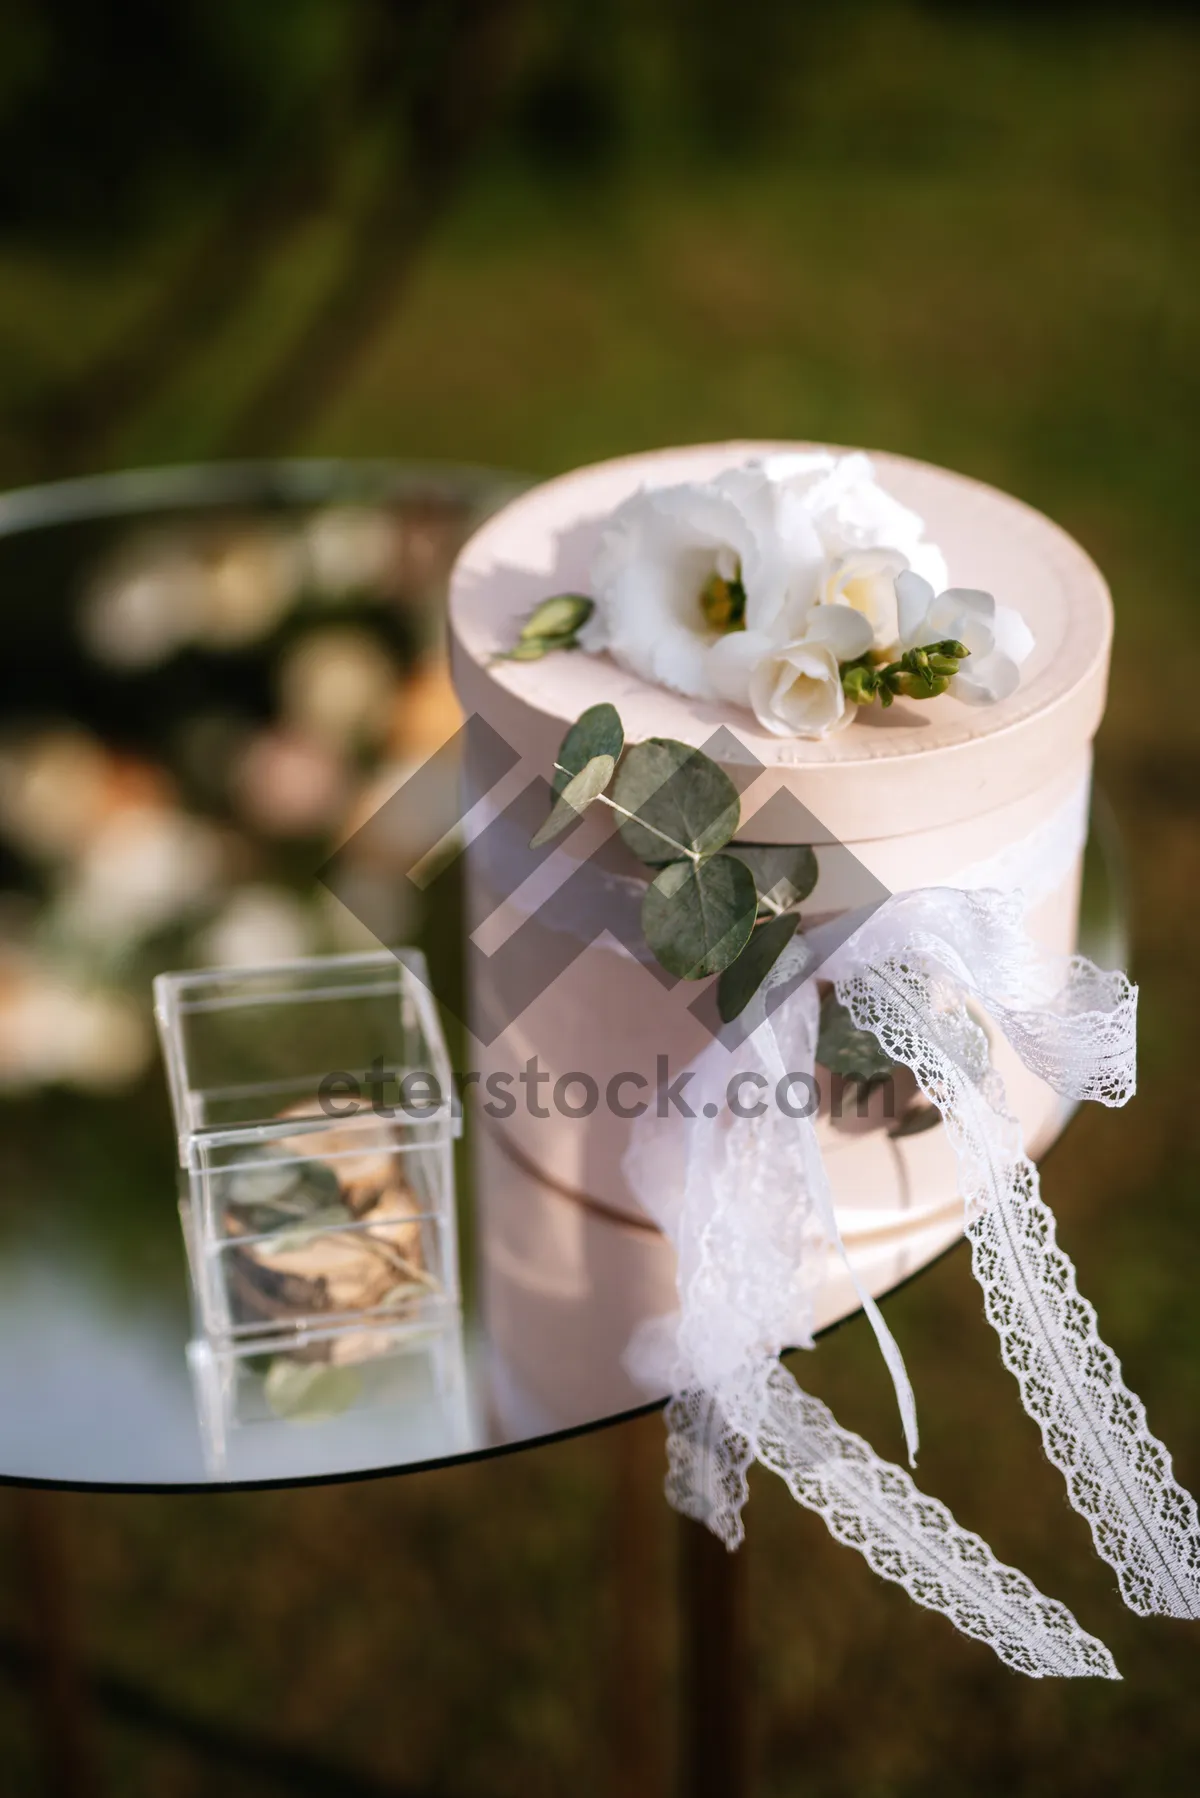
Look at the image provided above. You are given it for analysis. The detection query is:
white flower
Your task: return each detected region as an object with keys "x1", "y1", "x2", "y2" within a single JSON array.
[
  {"x1": 81, "y1": 526, "x2": 300, "y2": 668},
  {"x1": 0, "y1": 962, "x2": 149, "y2": 1092},
  {"x1": 304, "y1": 506, "x2": 397, "y2": 597},
  {"x1": 580, "y1": 452, "x2": 960, "y2": 732},
  {"x1": 196, "y1": 529, "x2": 300, "y2": 648},
  {"x1": 582, "y1": 467, "x2": 824, "y2": 702},
  {"x1": 197, "y1": 885, "x2": 315, "y2": 969},
  {"x1": 53, "y1": 806, "x2": 226, "y2": 944},
  {"x1": 763, "y1": 451, "x2": 949, "y2": 598},
  {"x1": 278, "y1": 626, "x2": 397, "y2": 749},
  {"x1": 815, "y1": 546, "x2": 909, "y2": 652},
  {"x1": 749, "y1": 604, "x2": 874, "y2": 738},
  {"x1": 896, "y1": 571, "x2": 1035, "y2": 705}
]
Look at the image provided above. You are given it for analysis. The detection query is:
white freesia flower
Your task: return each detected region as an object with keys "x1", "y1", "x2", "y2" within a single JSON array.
[
  {"x1": 749, "y1": 604, "x2": 874, "y2": 738},
  {"x1": 896, "y1": 571, "x2": 1035, "y2": 706},
  {"x1": 582, "y1": 467, "x2": 824, "y2": 701},
  {"x1": 816, "y1": 546, "x2": 910, "y2": 652}
]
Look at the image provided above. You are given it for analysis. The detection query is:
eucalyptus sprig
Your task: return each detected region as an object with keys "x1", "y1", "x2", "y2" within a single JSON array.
[
  {"x1": 497, "y1": 592, "x2": 594, "y2": 662},
  {"x1": 530, "y1": 703, "x2": 820, "y2": 1019},
  {"x1": 841, "y1": 639, "x2": 970, "y2": 710},
  {"x1": 530, "y1": 702, "x2": 910, "y2": 1095}
]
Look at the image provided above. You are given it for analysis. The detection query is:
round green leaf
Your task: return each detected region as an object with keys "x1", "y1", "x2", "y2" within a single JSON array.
[
  {"x1": 730, "y1": 844, "x2": 818, "y2": 910},
  {"x1": 716, "y1": 912, "x2": 802, "y2": 1023},
  {"x1": 612, "y1": 738, "x2": 740, "y2": 865},
  {"x1": 554, "y1": 702, "x2": 625, "y2": 795},
  {"x1": 816, "y1": 992, "x2": 898, "y2": 1086},
  {"x1": 530, "y1": 753, "x2": 615, "y2": 848},
  {"x1": 642, "y1": 853, "x2": 757, "y2": 980},
  {"x1": 264, "y1": 1359, "x2": 363, "y2": 1422},
  {"x1": 520, "y1": 593, "x2": 593, "y2": 642}
]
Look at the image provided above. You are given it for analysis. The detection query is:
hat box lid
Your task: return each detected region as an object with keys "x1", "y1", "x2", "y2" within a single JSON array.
[{"x1": 448, "y1": 442, "x2": 1111, "y2": 846}]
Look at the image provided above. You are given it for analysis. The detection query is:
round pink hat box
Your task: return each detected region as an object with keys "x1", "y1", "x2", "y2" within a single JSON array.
[{"x1": 449, "y1": 443, "x2": 1112, "y2": 1416}]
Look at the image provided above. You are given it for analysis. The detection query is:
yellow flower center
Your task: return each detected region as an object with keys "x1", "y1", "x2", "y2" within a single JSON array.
[{"x1": 699, "y1": 570, "x2": 747, "y2": 633}]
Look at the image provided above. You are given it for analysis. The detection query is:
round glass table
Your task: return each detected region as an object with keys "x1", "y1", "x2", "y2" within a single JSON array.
[{"x1": 0, "y1": 461, "x2": 1128, "y2": 1495}]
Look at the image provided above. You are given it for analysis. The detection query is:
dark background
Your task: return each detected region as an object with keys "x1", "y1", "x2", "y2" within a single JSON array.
[{"x1": 0, "y1": 1, "x2": 1198, "y2": 1793}]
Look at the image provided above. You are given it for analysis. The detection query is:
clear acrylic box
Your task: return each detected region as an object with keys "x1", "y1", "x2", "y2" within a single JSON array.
[
  {"x1": 153, "y1": 950, "x2": 464, "y2": 1467},
  {"x1": 185, "y1": 1319, "x2": 473, "y2": 1479}
]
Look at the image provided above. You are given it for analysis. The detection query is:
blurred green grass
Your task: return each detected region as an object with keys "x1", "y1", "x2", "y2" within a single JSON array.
[{"x1": 1, "y1": 3, "x2": 1199, "y2": 1794}]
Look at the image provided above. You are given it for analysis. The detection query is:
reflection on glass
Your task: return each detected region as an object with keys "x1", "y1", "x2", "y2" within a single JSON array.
[
  {"x1": 0, "y1": 468, "x2": 498, "y2": 1102},
  {"x1": 0, "y1": 461, "x2": 520, "y2": 1486}
]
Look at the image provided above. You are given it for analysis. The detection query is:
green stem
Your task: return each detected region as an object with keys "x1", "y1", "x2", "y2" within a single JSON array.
[{"x1": 552, "y1": 762, "x2": 701, "y2": 865}]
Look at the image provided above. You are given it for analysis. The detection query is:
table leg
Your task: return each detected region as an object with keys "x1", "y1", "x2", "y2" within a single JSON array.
[
  {"x1": 678, "y1": 1513, "x2": 748, "y2": 1798},
  {"x1": 610, "y1": 1416, "x2": 669, "y2": 1798},
  {"x1": 14, "y1": 1489, "x2": 97, "y2": 1798}
]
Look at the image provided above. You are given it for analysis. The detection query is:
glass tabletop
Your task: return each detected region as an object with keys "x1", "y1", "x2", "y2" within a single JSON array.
[{"x1": 0, "y1": 461, "x2": 1128, "y2": 1490}]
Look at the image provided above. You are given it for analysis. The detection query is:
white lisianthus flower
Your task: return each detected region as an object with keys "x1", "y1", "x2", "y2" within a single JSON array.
[
  {"x1": 895, "y1": 571, "x2": 1035, "y2": 705},
  {"x1": 582, "y1": 467, "x2": 824, "y2": 702},
  {"x1": 749, "y1": 604, "x2": 874, "y2": 739}
]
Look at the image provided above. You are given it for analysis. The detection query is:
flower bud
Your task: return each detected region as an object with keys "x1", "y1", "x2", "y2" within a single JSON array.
[
  {"x1": 936, "y1": 639, "x2": 969, "y2": 660},
  {"x1": 841, "y1": 664, "x2": 877, "y2": 705},
  {"x1": 894, "y1": 671, "x2": 950, "y2": 701},
  {"x1": 521, "y1": 592, "x2": 594, "y2": 642},
  {"x1": 927, "y1": 653, "x2": 960, "y2": 677},
  {"x1": 506, "y1": 636, "x2": 565, "y2": 661}
]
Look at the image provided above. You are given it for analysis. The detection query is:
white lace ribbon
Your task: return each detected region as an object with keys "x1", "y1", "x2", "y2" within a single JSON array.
[{"x1": 624, "y1": 879, "x2": 1200, "y2": 1674}]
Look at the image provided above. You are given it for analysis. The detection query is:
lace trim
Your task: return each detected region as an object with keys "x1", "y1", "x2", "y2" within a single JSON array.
[
  {"x1": 663, "y1": 1367, "x2": 1118, "y2": 1676},
  {"x1": 756, "y1": 1366, "x2": 1119, "y2": 1679},
  {"x1": 626, "y1": 880, "x2": 1198, "y2": 1674},
  {"x1": 835, "y1": 906, "x2": 1199, "y2": 1622},
  {"x1": 969, "y1": 1193, "x2": 1200, "y2": 1619}
]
